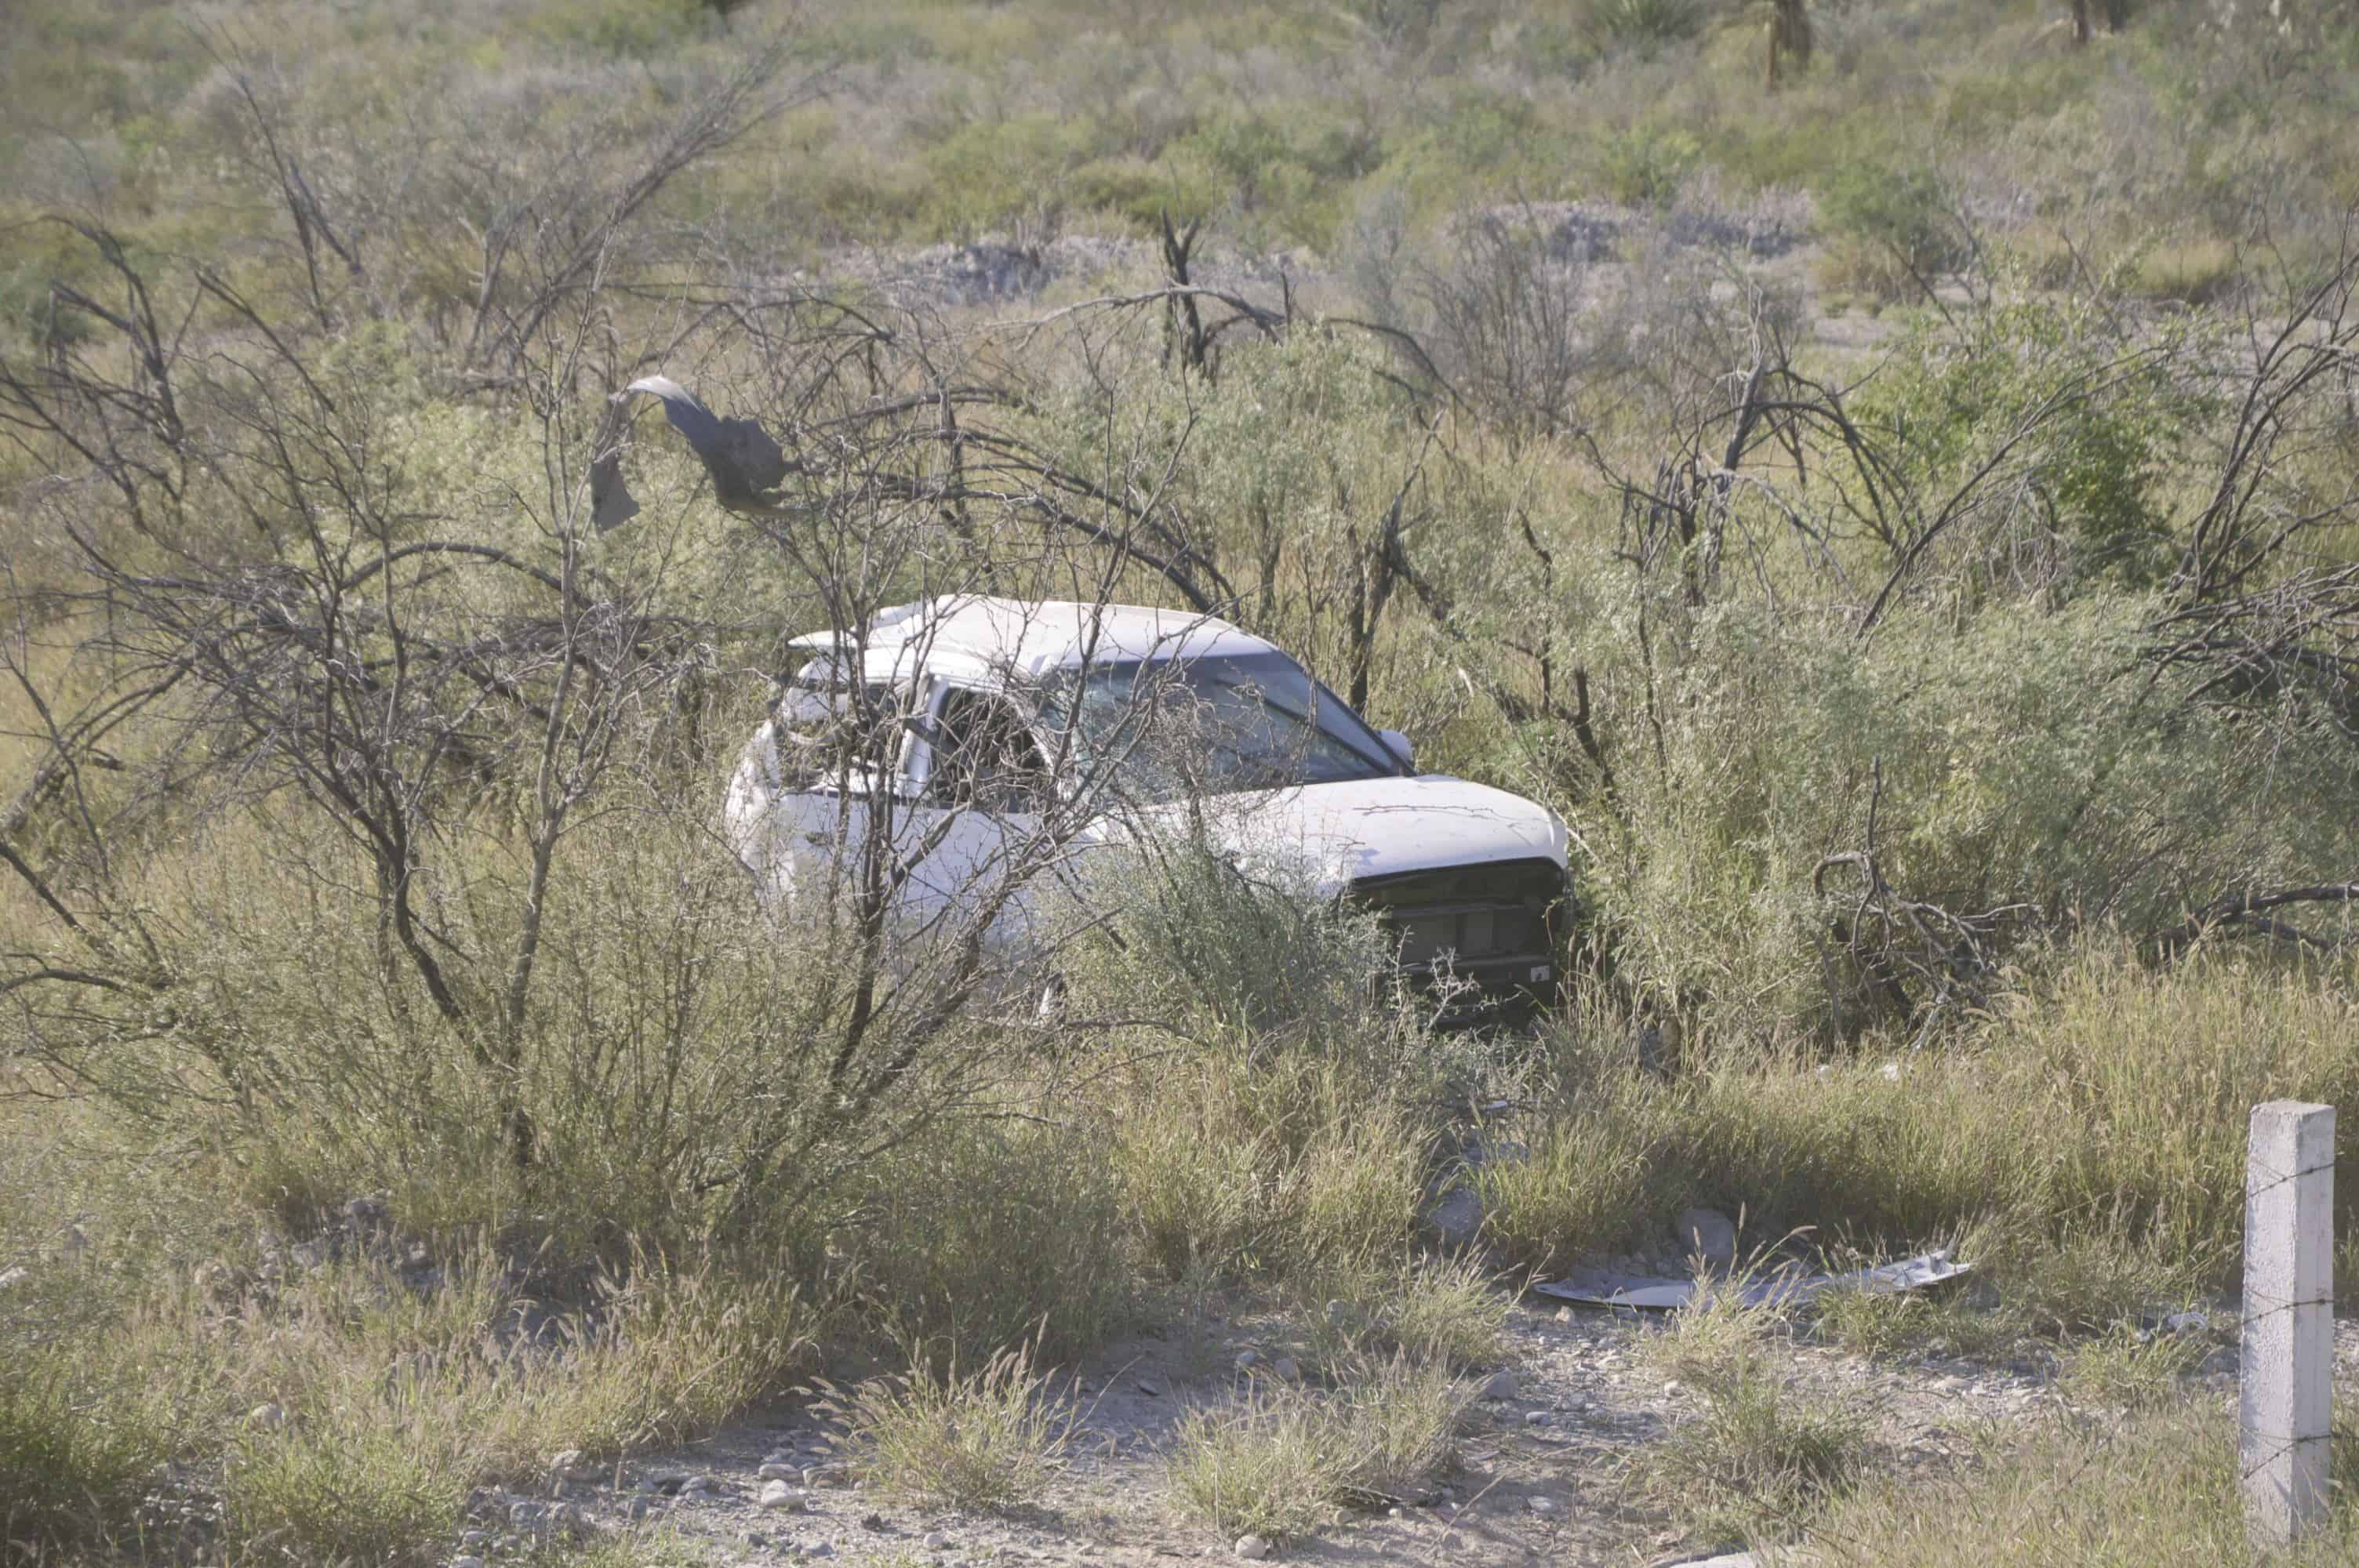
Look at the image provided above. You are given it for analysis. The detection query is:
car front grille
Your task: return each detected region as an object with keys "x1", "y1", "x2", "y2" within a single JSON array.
[{"x1": 1347, "y1": 857, "x2": 1567, "y2": 1016}]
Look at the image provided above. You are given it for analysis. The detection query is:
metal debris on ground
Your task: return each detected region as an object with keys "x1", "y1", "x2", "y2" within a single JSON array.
[{"x1": 1533, "y1": 1247, "x2": 1969, "y2": 1312}]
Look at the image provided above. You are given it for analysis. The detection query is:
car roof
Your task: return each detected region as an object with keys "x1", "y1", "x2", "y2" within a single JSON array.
[{"x1": 787, "y1": 597, "x2": 1278, "y2": 685}]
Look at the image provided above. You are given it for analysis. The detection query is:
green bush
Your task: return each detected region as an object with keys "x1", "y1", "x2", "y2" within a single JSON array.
[
  {"x1": 1571, "y1": 581, "x2": 2352, "y2": 1044},
  {"x1": 1579, "y1": 0, "x2": 1708, "y2": 50},
  {"x1": 1817, "y1": 163, "x2": 1966, "y2": 296},
  {"x1": 1161, "y1": 106, "x2": 1381, "y2": 245},
  {"x1": 1848, "y1": 297, "x2": 2203, "y2": 582},
  {"x1": 0, "y1": 217, "x2": 103, "y2": 352},
  {"x1": 524, "y1": 0, "x2": 709, "y2": 56},
  {"x1": 1072, "y1": 830, "x2": 1441, "y2": 1290},
  {"x1": 1370, "y1": 89, "x2": 1575, "y2": 219},
  {"x1": 918, "y1": 113, "x2": 1098, "y2": 241},
  {"x1": 1070, "y1": 155, "x2": 1219, "y2": 233},
  {"x1": 1070, "y1": 830, "x2": 1398, "y2": 1040},
  {"x1": 1594, "y1": 125, "x2": 1702, "y2": 206}
]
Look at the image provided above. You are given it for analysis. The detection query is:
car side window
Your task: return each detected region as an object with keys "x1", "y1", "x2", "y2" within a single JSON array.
[
  {"x1": 772, "y1": 671, "x2": 918, "y2": 793},
  {"x1": 927, "y1": 687, "x2": 1051, "y2": 814}
]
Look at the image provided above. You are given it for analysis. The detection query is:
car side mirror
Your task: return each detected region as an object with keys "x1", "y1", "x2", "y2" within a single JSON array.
[{"x1": 1379, "y1": 728, "x2": 1415, "y2": 771}]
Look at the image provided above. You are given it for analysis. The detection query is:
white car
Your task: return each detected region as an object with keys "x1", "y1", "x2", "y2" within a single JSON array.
[{"x1": 724, "y1": 597, "x2": 1572, "y2": 1019}]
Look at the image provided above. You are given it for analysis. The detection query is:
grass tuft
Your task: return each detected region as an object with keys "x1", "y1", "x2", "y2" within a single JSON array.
[
  {"x1": 853, "y1": 1120, "x2": 1133, "y2": 1367},
  {"x1": 0, "y1": 1356, "x2": 178, "y2": 1552},
  {"x1": 1371, "y1": 1255, "x2": 1513, "y2": 1372},
  {"x1": 225, "y1": 1421, "x2": 469, "y2": 1568},
  {"x1": 2128, "y1": 238, "x2": 2241, "y2": 304},
  {"x1": 1107, "y1": 1047, "x2": 1431, "y2": 1285},
  {"x1": 1295, "y1": 1253, "x2": 1512, "y2": 1376},
  {"x1": 827, "y1": 1341, "x2": 1079, "y2": 1512},
  {"x1": 1473, "y1": 1106, "x2": 1654, "y2": 1276},
  {"x1": 2055, "y1": 1323, "x2": 2208, "y2": 1410},
  {"x1": 1637, "y1": 1281, "x2": 1867, "y2": 1549},
  {"x1": 1813, "y1": 1282, "x2": 2017, "y2": 1363},
  {"x1": 1166, "y1": 1358, "x2": 1467, "y2": 1538}
]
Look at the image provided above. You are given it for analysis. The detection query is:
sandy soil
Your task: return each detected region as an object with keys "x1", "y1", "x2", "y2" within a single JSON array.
[{"x1": 474, "y1": 1282, "x2": 2210, "y2": 1568}]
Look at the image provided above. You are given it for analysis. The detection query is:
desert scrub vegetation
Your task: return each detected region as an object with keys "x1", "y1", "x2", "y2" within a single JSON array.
[
  {"x1": 10, "y1": 0, "x2": 2357, "y2": 277},
  {"x1": 820, "y1": 1343, "x2": 1080, "y2": 1511},
  {"x1": 6, "y1": 0, "x2": 2359, "y2": 1560},
  {"x1": 2052, "y1": 1319, "x2": 2211, "y2": 1409},
  {"x1": 1294, "y1": 1254, "x2": 1513, "y2": 1376},
  {"x1": 0, "y1": 1204, "x2": 813, "y2": 1561},
  {"x1": 1478, "y1": 946, "x2": 2359, "y2": 1300},
  {"x1": 1165, "y1": 1359, "x2": 1469, "y2": 1538},
  {"x1": 1806, "y1": 1394, "x2": 2359, "y2": 1567},
  {"x1": 1106, "y1": 1043, "x2": 1433, "y2": 1286},
  {"x1": 1636, "y1": 1286, "x2": 1868, "y2": 1549},
  {"x1": 844, "y1": 1120, "x2": 1131, "y2": 1364}
]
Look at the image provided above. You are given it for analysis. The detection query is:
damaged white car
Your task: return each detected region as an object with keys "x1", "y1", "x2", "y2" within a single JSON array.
[{"x1": 724, "y1": 597, "x2": 1572, "y2": 1019}]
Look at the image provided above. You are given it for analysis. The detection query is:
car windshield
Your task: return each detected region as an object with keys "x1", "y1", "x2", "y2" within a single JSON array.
[{"x1": 1044, "y1": 651, "x2": 1400, "y2": 802}]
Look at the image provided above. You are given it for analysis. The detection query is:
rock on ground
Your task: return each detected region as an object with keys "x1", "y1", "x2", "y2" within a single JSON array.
[
  {"x1": 1674, "y1": 1207, "x2": 1739, "y2": 1273},
  {"x1": 1422, "y1": 1185, "x2": 1485, "y2": 1250}
]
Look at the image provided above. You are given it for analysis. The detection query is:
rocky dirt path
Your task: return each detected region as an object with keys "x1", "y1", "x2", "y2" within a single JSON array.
[{"x1": 454, "y1": 1288, "x2": 2159, "y2": 1568}]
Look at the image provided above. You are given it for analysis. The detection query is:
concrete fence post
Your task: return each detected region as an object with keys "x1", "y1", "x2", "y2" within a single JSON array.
[{"x1": 2241, "y1": 1099, "x2": 2334, "y2": 1547}]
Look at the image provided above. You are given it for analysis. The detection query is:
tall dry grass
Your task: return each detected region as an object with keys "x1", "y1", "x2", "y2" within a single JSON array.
[
  {"x1": 0, "y1": 1226, "x2": 812, "y2": 1562},
  {"x1": 1810, "y1": 1393, "x2": 2359, "y2": 1567},
  {"x1": 1482, "y1": 942, "x2": 2359, "y2": 1296}
]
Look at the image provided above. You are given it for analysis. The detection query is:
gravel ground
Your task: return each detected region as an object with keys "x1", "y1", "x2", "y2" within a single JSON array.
[{"x1": 445, "y1": 1282, "x2": 2274, "y2": 1568}]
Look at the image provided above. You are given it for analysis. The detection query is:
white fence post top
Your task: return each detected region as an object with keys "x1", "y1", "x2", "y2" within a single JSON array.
[
  {"x1": 2252, "y1": 1098, "x2": 2336, "y2": 1119},
  {"x1": 2242, "y1": 1098, "x2": 2334, "y2": 1548}
]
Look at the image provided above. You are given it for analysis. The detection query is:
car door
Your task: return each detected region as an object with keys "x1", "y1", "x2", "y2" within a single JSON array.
[
  {"x1": 724, "y1": 673, "x2": 925, "y2": 910},
  {"x1": 896, "y1": 679, "x2": 1059, "y2": 946}
]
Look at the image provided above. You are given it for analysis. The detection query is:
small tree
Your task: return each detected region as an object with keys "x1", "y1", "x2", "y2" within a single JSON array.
[{"x1": 1767, "y1": 0, "x2": 1812, "y2": 86}]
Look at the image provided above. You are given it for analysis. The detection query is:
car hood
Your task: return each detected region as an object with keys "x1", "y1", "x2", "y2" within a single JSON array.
[{"x1": 1129, "y1": 774, "x2": 1568, "y2": 892}]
